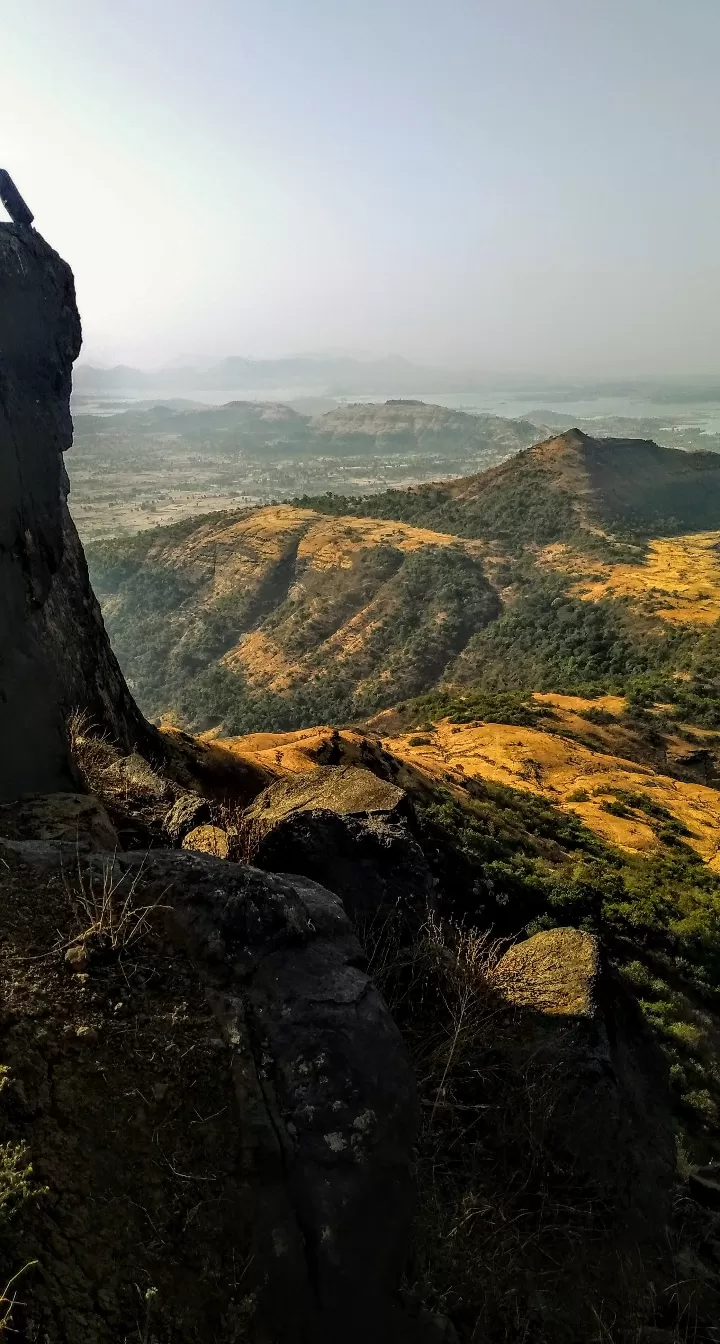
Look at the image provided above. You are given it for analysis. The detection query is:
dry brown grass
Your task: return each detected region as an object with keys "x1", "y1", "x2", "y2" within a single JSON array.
[
  {"x1": 221, "y1": 629, "x2": 301, "y2": 689},
  {"x1": 209, "y1": 800, "x2": 270, "y2": 865},
  {"x1": 382, "y1": 720, "x2": 720, "y2": 868},
  {"x1": 541, "y1": 531, "x2": 720, "y2": 626},
  {"x1": 68, "y1": 709, "x2": 122, "y2": 794},
  {"x1": 212, "y1": 716, "x2": 720, "y2": 868},
  {"x1": 0, "y1": 1260, "x2": 38, "y2": 1336},
  {"x1": 62, "y1": 857, "x2": 169, "y2": 956},
  {"x1": 296, "y1": 512, "x2": 485, "y2": 571}
]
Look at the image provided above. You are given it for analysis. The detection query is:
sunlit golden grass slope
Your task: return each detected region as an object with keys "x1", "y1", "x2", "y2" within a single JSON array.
[
  {"x1": 207, "y1": 505, "x2": 487, "y2": 689},
  {"x1": 541, "y1": 531, "x2": 720, "y2": 625},
  {"x1": 382, "y1": 720, "x2": 720, "y2": 867},
  {"x1": 200, "y1": 699, "x2": 720, "y2": 870}
]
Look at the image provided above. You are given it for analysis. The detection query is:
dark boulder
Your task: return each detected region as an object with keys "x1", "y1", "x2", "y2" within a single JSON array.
[
  {"x1": 163, "y1": 790, "x2": 212, "y2": 841},
  {"x1": 689, "y1": 1165, "x2": 720, "y2": 1211},
  {"x1": 247, "y1": 766, "x2": 436, "y2": 928},
  {"x1": 493, "y1": 928, "x2": 676, "y2": 1238},
  {"x1": 115, "y1": 848, "x2": 421, "y2": 1344},
  {"x1": 254, "y1": 806, "x2": 435, "y2": 929}
]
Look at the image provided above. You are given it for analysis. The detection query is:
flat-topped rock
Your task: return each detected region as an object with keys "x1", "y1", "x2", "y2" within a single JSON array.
[
  {"x1": 492, "y1": 927, "x2": 675, "y2": 1239},
  {"x1": 247, "y1": 763, "x2": 407, "y2": 824},
  {"x1": 247, "y1": 764, "x2": 434, "y2": 927}
]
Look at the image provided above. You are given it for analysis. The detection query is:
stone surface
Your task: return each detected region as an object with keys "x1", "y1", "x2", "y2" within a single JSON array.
[
  {"x1": 254, "y1": 805, "x2": 436, "y2": 928},
  {"x1": 65, "y1": 943, "x2": 90, "y2": 973},
  {"x1": 0, "y1": 791, "x2": 118, "y2": 851},
  {"x1": 182, "y1": 823, "x2": 230, "y2": 858},
  {"x1": 163, "y1": 790, "x2": 211, "y2": 841},
  {"x1": 493, "y1": 926, "x2": 601, "y2": 1017},
  {"x1": 493, "y1": 927, "x2": 676, "y2": 1237},
  {"x1": 247, "y1": 763, "x2": 434, "y2": 928},
  {"x1": 75, "y1": 1024, "x2": 99, "y2": 1045},
  {"x1": 689, "y1": 1166, "x2": 720, "y2": 1211},
  {"x1": 246, "y1": 763, "x2": 407, "y2": 825},
  {"x1": 0, "y1": 223, "x2": 154, "y2": 802},
  {"x1": 114, "y1": 753, "x2": 168, "y2": 798},
  {"x1": 115, "y1": 848, "x2": 420, "y2": 1344}
]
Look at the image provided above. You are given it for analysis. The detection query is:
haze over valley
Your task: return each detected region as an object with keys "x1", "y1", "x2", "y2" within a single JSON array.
[{"x1": 68, "y1": 361, "x2": 720, "y2": 539}]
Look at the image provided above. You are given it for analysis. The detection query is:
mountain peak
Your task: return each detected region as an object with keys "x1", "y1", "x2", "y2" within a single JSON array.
[{"x1": 529, "y1": 426, "x2": 590, "y2": 457}]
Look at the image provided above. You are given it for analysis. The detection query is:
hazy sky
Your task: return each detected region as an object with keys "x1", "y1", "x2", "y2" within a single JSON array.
[{"x1": 3, "y1": 0, "x2": 720, "y2": 373}]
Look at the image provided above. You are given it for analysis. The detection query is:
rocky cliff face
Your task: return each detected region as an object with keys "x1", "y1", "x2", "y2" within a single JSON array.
[
  {"x1": 0, "y1": 223, "x2": 153, "y2": 800},
  {"x1": 0, "y1": 229, "x2": 427, "y2": 1340}
]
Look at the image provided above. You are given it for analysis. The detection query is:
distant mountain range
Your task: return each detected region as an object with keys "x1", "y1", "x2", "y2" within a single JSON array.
[
  {"x1": 73, "y1": 358, "x2": 720, "y2": 404},
  {"x1": 73, "y1": 354, "x2": 495, "y2": 395},
  {"x1": 73, "y1": 397, "x2": 540, "y2": 460}
]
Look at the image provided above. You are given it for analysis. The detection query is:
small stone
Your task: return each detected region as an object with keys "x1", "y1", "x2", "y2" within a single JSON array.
[
  {"x1": 75, "y1": 1025, "x2": 99, "y2": 1045},
  {"x1": 65, "y1": 943, "x2": 89, "y2": 973},
  {"x1": 152, "y1": 1082, "x2": 168, "y2": 1103},
  {"x1": 182, "y1": 824, "x2": 230, "y2": 858}
]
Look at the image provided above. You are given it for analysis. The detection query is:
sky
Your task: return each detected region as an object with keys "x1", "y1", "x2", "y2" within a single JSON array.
[{"x1": 3, "y1": 0, "x2": 720, "y2": 374}]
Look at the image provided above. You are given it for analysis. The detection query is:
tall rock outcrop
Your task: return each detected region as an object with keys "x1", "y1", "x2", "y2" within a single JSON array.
[{"x1": 0, "y1": 223, "x2": 153, "y2": 800}]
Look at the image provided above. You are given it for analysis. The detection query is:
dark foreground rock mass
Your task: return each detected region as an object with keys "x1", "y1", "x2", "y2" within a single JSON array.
[
  {"x1": 124, "y1": 849, "x2": 421, "y2": 1343},
  {"x1": 0, "y1": 223, "x2": 428, "y2": 1337},
  {"x1": 0, "y1": 223, "x2": 152, "y2": 801},
  {"x1": 0, "y1": 836, "x2": 421, "y2": 1343}
]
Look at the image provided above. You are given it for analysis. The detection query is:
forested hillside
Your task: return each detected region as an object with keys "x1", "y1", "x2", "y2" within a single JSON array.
[{"x1": 87, "y1": 430, "x2": 720, "y2": 735}]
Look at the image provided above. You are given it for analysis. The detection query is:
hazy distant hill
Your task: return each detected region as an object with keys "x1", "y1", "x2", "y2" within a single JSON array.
[
  {"x1": 73, "y1": 399, "x2": 308, "y2": 447},
  {"x1": 86, "y1": 429, "x2": 720, "y2": 734},
  {"x1": 74, "y1": 397, "x2": 539, "y2": 458},
  {"x1": 73, "y1": 354, "x2": 490, "y2": 395},
  {"x1": 310, "y1": 400, "x2": 538, "y2": 456}
]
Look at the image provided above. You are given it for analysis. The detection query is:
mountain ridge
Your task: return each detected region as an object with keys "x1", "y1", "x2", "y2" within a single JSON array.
[
  {"x1": 299, "y1": 427, "x2": 720, "y2": 548},
  {"x1": 86, "y1": 428, "x2": 720, "y2": 736}
]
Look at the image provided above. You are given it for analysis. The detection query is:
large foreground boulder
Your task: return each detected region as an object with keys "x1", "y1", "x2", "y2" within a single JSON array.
[
  {"x1": 0, "y1": 223, "x2": 154, "y2": 801},
  {"x1": 493, "y1": 927, "x2": 676, "y2": 1237},
  {"x1": 248, "y1": 766, "x2": 436, "y2": 927},
  {"x1": 91, "y1": 848, "x2": 420, "y2": 1343}
]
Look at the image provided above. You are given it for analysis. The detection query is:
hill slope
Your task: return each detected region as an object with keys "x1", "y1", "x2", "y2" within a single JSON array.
[
  {"x1": 300, "y1": 427, "x2": 720, "y2": 549},
  {"x1": 86, "y1": 430, "x2": 720, "y2": 734},
  {"x1": 88, "y1": 504, "x2": 499, "y2": 727},
  {"x1": 309, "y1": 399, "x2": 539, "y2": 458}
]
